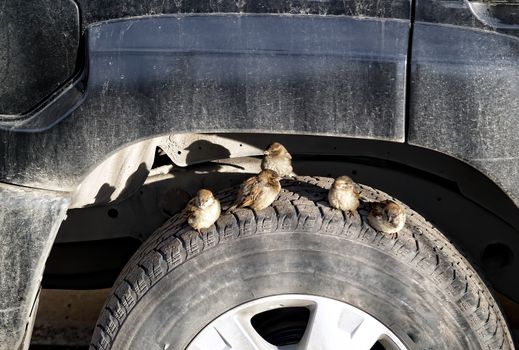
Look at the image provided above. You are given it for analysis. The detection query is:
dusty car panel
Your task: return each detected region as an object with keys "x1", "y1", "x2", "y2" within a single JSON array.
[
  {"x1": 0, "y1": 14, "x2": 409, "y2": 190},
  {"x1": 0, "y1": 0, "x2": 80, "y2": 116},
  {"x1": 0, "y1": 185, "x2": 68, "y2": 350},
  {"x1": 409, "y1": 0, "x2": 519, "y2": 206}
]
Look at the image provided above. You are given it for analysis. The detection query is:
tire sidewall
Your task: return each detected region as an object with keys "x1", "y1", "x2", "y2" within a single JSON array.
[{"x1": 112, "y1": 231, "x2": 477, "y2": 350}]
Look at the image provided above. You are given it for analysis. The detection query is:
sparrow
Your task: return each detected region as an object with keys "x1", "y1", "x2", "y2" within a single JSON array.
[
  {"x1": 368, "y1": 200, "x2": 406, "y2": 239},
  {"x1": 328, "y1": 176, "x2": 360, "y2": 215},
  {"x1": 261, "y1": 142, "x2": 296, "y2": 177},
  {"x1": 184, "y1": 189, "x2": 221, "y2": 234},
  {"x1": 228, "y1": 169, "x2": 282, "y2": 211}
]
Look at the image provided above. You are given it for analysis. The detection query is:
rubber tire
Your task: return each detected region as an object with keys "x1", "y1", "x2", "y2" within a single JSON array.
[{"x1": 90, "y1": 176, "x2": 514, "y2": 350}]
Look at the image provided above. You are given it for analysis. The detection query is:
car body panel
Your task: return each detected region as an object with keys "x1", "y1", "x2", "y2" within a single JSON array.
[
  {"x1": 0, "y1": 0, "x2": 79, "y2": 116},
  {"x1": 0, "y1": 14, "x2": 409, "y2": 191},
  {"x1": 0, "y1": 185, "x2": 68, "y2": 350},
  {"x1": 409, "y1": 0, "x2": 519, "y2": 207}
]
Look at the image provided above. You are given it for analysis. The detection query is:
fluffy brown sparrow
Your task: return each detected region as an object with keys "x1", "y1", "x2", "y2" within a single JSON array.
[
  {"x1": 368, "y1": 200, "x2": 406, "y2": 239},
  {"x1": 228, "y1": 169, "x2": 281, "y2": 211},
  {"x1": 184, "y1": 189, "x2": 221, "y2": 234},
  {"x1": 328, "y1": 176, "x2": 360, "y2": 215},
  {"x1": 261, "y1": 142, "x2": 295, "y2": 177}
]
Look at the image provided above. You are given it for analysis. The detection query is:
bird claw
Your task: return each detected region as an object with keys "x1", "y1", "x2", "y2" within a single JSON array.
[{"x1": 389, "y1": 232, "x2": 398, "y2": 240}]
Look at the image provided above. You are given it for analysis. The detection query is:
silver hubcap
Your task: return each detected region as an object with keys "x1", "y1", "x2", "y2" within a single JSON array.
[{"x1": 187, "y1": 294, "x2": 408, "y2": 350}]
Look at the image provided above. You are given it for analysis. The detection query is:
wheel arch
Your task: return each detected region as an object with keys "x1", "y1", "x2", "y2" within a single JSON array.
[{"x1": 56, "y1": 132, "x2": 519, "y2": 304}]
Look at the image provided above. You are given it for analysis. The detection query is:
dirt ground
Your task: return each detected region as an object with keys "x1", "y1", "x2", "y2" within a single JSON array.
[{"x1": 30, "y1": 289, "x2": 110, "y2": 349}]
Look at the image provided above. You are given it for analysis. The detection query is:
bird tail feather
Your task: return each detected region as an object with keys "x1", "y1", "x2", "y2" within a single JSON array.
[{"x1": 224, "y1": 204, "x2": 238, "y2": 214}]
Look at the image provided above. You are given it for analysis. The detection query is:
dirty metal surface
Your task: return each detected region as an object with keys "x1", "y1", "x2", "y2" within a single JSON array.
[
  {"x1": 409, "y1": 22, "x2": 519, "y2": 207},
  {"x1": 77, "y1": 0, "x2": 410, "y2": 27},
  {"x1": 0, "y1": 184, "x2": 69, "y2": 350},
  {"x1": 0, "y1": 14, "x2": 409, "y2": 191},
  {"x1": 0, "y1": 0, "x2": 80, "y2": 116},
  {"x1": 416, "y1": 0, "x2": 519, "y2": 38}
]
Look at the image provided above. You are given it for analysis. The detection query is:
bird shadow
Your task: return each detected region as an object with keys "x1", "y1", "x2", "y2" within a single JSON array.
[
  {"x1": 185, "y1": 140, "x2": 231, "y2": 164},
  {"x1": 93, "y1": 183, "x2": 116, "y2": 205},
  {"x1": 117, "y1": 162, "x2": 150, "y2": 201}
]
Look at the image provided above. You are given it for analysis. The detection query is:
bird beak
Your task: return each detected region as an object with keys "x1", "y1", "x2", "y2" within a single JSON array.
[{"x1": 263, "y1": 151, "x2": 270, "y2": 155}]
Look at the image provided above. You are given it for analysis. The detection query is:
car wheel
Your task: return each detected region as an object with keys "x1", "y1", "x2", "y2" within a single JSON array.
[{"x1": 90, "y1": 176, "x2": 514, "y2": 350}]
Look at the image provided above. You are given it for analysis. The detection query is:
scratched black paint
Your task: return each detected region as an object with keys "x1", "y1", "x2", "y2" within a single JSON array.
[
  {"x1": 0, "y1": 15, "x2": 409, "y2": 190},
  {"x1": 409, "y1": 14, "x2": 519, "y2": 206},
  {"x1": 0, "y1": 0, "x2": 79, "y2": 115},
  {"x1": 0, "y1": 185, "x2": 68, "y2": 349},
  {"x1": 77, "y1": 0, "x2": 410, "y2": 26}
]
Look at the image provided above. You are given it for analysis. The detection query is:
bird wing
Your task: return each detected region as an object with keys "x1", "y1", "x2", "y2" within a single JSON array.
[
  {"x1": 236, "y1": 175, "x2": 268, "y2": 209},
  {"x1": 183, "y1": 197, "x2": 198, "y2": 217},
  {"x1": 238, "y1": 184, "x2": 262, "y2": 208},
  {"x1": 242, "y1": 176, "x2": 258, "y2": 194},
  {"x1": 229, "y1": 176, "x2": 257, "y2": 209},
  {"x1": 371, "y1": 202, "x2": 384, "y2": 217}
]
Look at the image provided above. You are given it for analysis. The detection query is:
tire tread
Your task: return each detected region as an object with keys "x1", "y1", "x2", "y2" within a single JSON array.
[{"x1": 91, "y1": 176, "x2": 514, "y2": 350}]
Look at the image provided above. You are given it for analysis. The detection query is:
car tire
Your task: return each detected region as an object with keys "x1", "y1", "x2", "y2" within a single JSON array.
[{"x1": 90, "y1": 176, "x2": 514, "y2": 350}]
